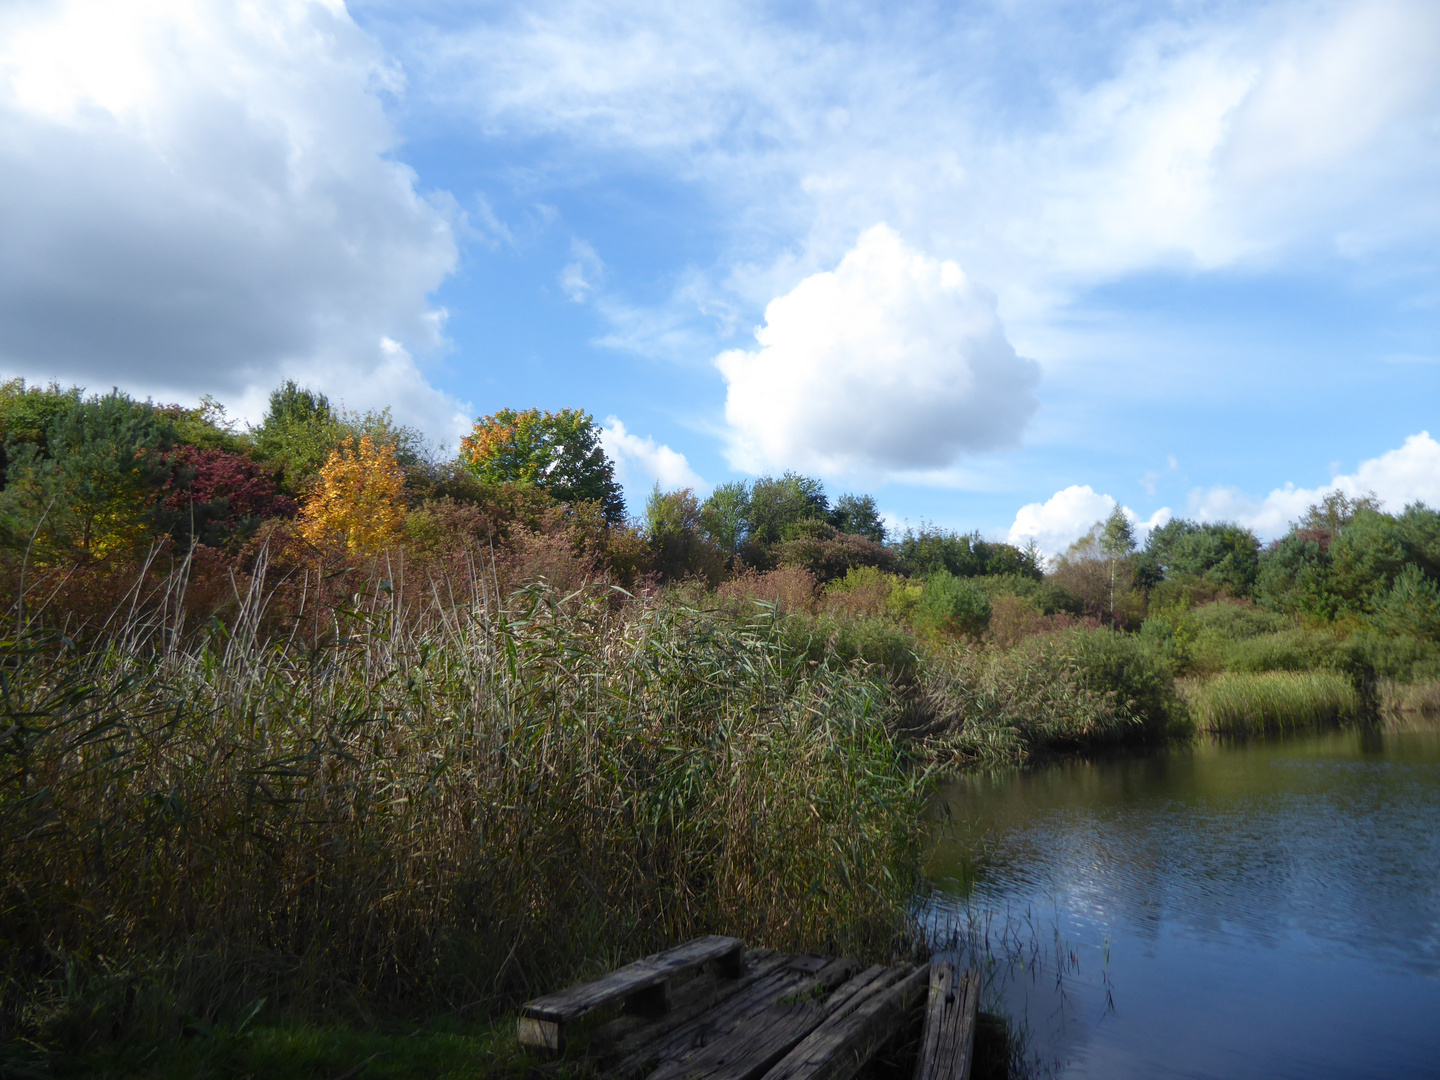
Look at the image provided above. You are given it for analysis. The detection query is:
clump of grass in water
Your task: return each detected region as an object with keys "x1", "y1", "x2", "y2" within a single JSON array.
[
  {"x1": 0, "y1": 552, "x2": 925, "y2": 1058},
  {"x1": 1182, "y1": 670, "x2": 1363, "y2": 734}
]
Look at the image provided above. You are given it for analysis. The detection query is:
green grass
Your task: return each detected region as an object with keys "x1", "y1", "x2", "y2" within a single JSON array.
[
  {"x1": 1181, "y1": 670, "x2": 1363, "y2": 735},
  {"x1": 11, "y1": 1017, "x2": 558, "y2": 1080},
  {"x1": 0, "y1": 553, "x2": 925, "y2": 1062}
]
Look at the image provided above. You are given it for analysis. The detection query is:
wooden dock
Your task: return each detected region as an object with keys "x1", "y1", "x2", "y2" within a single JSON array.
[{"x1": 517, "y1": 935, "x2": 980, "y2": 1080}]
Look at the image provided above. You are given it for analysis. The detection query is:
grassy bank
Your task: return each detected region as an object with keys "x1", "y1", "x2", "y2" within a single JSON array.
[
  {"x1": 0, "y1": 562, "x2": 924, "y2": 1064},
  {"x1": 1180, "y1": 670, "x2": 1363, "y2": 735}
]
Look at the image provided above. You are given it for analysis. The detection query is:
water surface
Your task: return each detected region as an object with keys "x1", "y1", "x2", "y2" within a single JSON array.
[{"x1": 925, "y1": 726, "x2": 1440, "y2": 1079}]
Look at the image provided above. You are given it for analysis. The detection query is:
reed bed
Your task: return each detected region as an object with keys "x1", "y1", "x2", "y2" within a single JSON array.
[
  {"x1": 0, "y1": 555, "x2": 924, "y2": 1053},
  {"x1": 1181, "y1": 670, "x2": 1363, "y2": 735}
]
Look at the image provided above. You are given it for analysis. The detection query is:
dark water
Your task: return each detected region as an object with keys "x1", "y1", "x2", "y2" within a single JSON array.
[{"x1": 924, "y1": 726, "x2": 1440, "y2": 1080}]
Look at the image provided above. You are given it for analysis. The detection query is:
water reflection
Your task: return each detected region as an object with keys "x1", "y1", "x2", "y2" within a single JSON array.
[{"x1": 925, "y1": 727, "x2": 1440, "y2": 1080}]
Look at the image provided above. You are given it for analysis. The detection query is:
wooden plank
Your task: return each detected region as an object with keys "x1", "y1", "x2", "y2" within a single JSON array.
[
  {"x1": 644, "y1": 957, "x2": 863, "y2": 1080},
  {"x1": 593, "y1": 950, "x2": 791, "y2": 1063},
  {"x1": 518, "y1": 935, "x2": 744, "y2": 1055},
  {"x1": 759, "y1": 963, "x2": 930, "y2": 1080},
  {"x1": 606, "y1": 957, "x2": 820, "y2": 1080},
  {"x1": 912, "y1": 963, "x2": 980, "y2": 1080}
]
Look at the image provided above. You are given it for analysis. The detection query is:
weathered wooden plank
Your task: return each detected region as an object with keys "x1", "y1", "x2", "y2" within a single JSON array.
[
  {"x1": 606, "y1": 957, "x2": 818, "y2": 1080},
  {"x1": 759, "y1": 963, "x2": 930, "y2": 1080},
  {"x1": 644, "y1": 957, "x2": 863, "y2": 1080},
  {"x1": 518, "y1": 935, "x2": 745, "y2": 1054},
  {"x1": 913, "y1": 962, "x2": 980, "y2": 1080},
  {"x1": 525, "y1": 935, "x2": 746, "y2": 1023},
  {"x1": 593, "y1": 951, "x2": 791, "y2": 1063}
]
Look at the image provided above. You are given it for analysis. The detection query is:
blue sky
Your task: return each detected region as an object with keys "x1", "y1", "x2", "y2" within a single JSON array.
[{"x1": 1, "y1": 0, "x2": 1437, "y2": 552}]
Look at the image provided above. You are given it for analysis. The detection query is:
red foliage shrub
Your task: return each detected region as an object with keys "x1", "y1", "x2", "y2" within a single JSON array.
[{"x1": 162, "y1": 446, "x2": 296, "y2": 522}]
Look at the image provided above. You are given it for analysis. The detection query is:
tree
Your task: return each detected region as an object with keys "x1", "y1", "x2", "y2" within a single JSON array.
[
  {"x1": 644, "y1": 484, "x2": 724, "y2": 583},
  {"x1": 1139, "y1": 518, "x2": 1261, "y2": 596},
  {"x1": 700, "y1": 481, "x2": 750, "y2": 556},
  {"x1": 0, "y1": 391, "x2": 181, "y2": 565},
  {"x1": 745, "y1": 472, "x2": 828, "y2": 547},
  {"x1": 160, "y1": 446, "x2": 296, "y2": 549},
  {"x1": 458, "y1": 407, "x2": 625, "y2": 523},
  {"x1": 829, "y1": 492, "x2": 886, "y2": 542},
  {"x1": 1099, "y1": 508, "x2": 1136, "y2": 617},
  {"x1": 298, "y1": 434, "x2": 407, "y2": 555},
  {"x1": 914, "y1": 570, "x2": 992, "y2": 638},
  {"x1": 251, "y1": 381, "x2": 348, "y2": 494},
  {"x1": 893, "y1": 525, "x2": 1042, "y2": 581}
]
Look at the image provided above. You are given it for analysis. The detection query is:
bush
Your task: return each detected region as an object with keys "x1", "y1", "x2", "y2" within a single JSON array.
[
  {"x1": 774, "y1": 521, "x2": 896, "y2": 584},
  {"x1": 913, "y1": 571, "x2": 992, "y2": 638},
  {"x1": 715, "y1": 567, "x2": 818, "y2": 614},
  {"x1": 920, "y1": 626, "x2": 1180, "y2": 761}
]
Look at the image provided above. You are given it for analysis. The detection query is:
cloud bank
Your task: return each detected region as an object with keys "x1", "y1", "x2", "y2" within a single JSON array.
[
  {"x1": 715, "y1": 225, "x2": 1039, "y2": 477},
  {"x1": 1193, "y1": 431, "x2": 1440, "y2": 537},
  {"x1": 0, "y1": 0, "x2": 467, "y2": 435}
]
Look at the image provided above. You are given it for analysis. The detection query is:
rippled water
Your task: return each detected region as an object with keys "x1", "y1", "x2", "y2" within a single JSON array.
[{"x1": 925, "y1": 726, "x2": 1440, "y2": 1080}]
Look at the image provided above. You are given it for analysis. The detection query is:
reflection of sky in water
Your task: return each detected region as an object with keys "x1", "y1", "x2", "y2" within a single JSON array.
[{"x1": 924, "y1": 728, "x2": 1440, "y2": 1080}]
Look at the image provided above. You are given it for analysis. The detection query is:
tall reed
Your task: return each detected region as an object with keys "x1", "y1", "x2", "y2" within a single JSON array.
[
  {"x1": 1182, "y1": 670, "x2": 1363, "y2": 734},
  {"x1": 0, "y1": 552, "x2": 924, "y2": 1050}
]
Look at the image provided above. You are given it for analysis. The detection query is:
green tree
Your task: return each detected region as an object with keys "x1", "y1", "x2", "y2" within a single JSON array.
[
  {"x1": 894, "y1": 525, "x2": 1042, "y2": 581},
  {"x1": 1099, "y1": 508, "x2": 1136, "y2": 617},
  {"x1": 459, "y1": 407, "x2": 625, "y2": 523},
  {"x1": 700, "y1": 481, "x2": 749, "y2": 556},
  {"x1": 914, "y1": 570, "x2": 992, "y2": 638},
  {"x1": 745, "y1": 472, "x2": 828, "y2": 547},
  {"x1": 644, "y1": 484, "x2": 724, "y2": 583},
  {"x1": 250, "y1": 381, "x2": 348, "y2": 494},
  {"x1": 829, "y1": 492, "x2": 886, "y2": 542},
  {"x1": 0, "y1": 392, "x2": 181, "y2": 565},
  {"x1": 1139, "y1": 518, "x2": 1261, "y2": 596}
]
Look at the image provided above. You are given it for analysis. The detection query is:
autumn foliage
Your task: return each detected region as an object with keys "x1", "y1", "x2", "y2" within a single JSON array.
[{"x1": 298, "y1": 434, "x2": 407, "y2": 555}]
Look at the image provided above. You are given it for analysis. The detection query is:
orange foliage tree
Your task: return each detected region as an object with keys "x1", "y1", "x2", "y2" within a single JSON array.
[{"x1": 298, "y1": 434, "x2": 406, "y2": 555}]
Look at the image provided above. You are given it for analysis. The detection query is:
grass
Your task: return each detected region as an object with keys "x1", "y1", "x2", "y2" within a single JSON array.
[
  {"x1": 1379, "y1": 677, "x2": 1440, "y2": 721},
  {"x1": 1180, "y1": 670, "x2": 1364, "y2": 735},
  {"x1": 6, "y1": 1016, "x2": 557, "y2": 1080},
  {"x1": 0, "y1": 549, "x2": 926, "y2": 1065}
]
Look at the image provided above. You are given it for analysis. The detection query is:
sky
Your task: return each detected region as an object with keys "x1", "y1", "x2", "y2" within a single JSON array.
[{"x1": 1, "y1": 0, "x2": 1437, "y2": 554}]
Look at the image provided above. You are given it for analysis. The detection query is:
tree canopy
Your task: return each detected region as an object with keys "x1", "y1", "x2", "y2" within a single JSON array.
[{"x1": 459, "y1": 407, "x2": 625, "y2": 523}]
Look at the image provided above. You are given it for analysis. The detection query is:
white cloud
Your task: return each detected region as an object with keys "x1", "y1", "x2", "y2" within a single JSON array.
[
  {"x1": 407, "y1": 0, "x2": 1440, "y2": 339},
  {"x1": 1192, "y1": 431, "x2": 1440, "y2": 537},
  {"x1": 559, "y1": 238, "x2": 603, "y2": 302},
  {"x1": 714, "y1": 225, "x2": 1039, "y2": 476},
  {"x1": 0, "y1": 0, "x2": 467, "y2": 437},
  {"x1": 600, "y1": 417, "x2": 706, "y2": 504},
  {"x1": 1008, "y1": 484, "x2": 1170, "y2": 557}
]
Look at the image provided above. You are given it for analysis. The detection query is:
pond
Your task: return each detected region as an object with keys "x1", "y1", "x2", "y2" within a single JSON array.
[{"x1": 924, "y1": 725, "x2": 1440, "y2": 1080}]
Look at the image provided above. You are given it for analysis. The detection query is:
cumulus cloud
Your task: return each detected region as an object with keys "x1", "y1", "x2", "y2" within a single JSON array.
[
  {"x1": 600, "y1": 417, "x2": 706, "y2": 503},
  {"x1": 1008, "y1": 484, "x2": 1170, "y2": 557},
  {"x1": 1192, "y1": 431, "x2": 1440, "y2": 537},
  {"x1": 0, "y1": 0, "x2": 467, "y2": 437},
  {"x1": 714, "y1": 225, "x2": 1039, "y2": 476}
]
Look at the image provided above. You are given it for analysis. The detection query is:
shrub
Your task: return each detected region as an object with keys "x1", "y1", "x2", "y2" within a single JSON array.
[
  {"x1": 913, "y1": 571, "x2": 991, "y2": 638},
  {"x1": 920, "y1": 625, "x2": 1177, "y2": 760},
  {"x1": 774, "y1": 521, "x2": 896, "y2": 583},
  {"x1": 715, "y1": 567, "x2": 818, "y2": 614},
  {"x1": 823, "y1": 565, "x2": 899, "y2": 618}
]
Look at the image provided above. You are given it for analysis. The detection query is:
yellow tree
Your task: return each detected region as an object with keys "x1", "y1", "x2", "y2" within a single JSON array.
[{"x1": 298, "y1": 434, "x2": 406, "y2": 555}]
